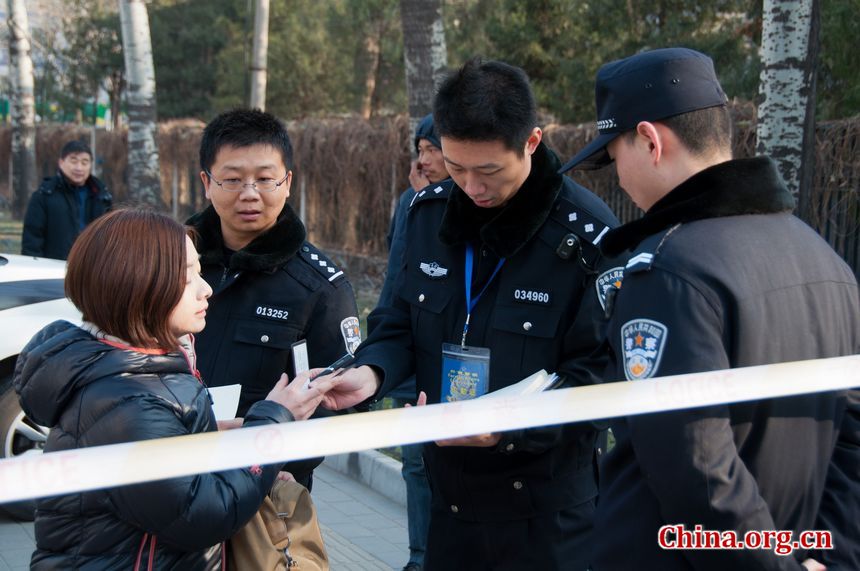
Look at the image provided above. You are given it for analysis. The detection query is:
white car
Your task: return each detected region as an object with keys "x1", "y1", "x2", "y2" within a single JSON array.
[{"x1": 0, "y1": 253, "x2": 81, "y2": 519}]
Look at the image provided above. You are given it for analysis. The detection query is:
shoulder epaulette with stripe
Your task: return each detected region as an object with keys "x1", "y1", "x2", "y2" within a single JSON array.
[
  {"x1": 298, "y1": 243, "x2": 345, "y2": 283},
  {"x1": 409, "y1": 179, "x2": 453, "y2": 209},
  {"x1": 624, "y1": 223, "x2": 683, "y2": 274},
  {"x1": 548, "y1": 198, "x2": 612, "y2": 247},
  {"x1": 624, "y1": 251, "x2": 655, "y2": 274}
]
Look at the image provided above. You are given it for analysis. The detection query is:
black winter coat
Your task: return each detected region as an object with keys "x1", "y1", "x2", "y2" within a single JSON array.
[
  {"x1": 14, "y1": 321, "x2": 293, "y2": 570},
  {"x1": 592, "y1": 158, "x2": 860, "y2": 571},
  {"x1": 356, "y1": 143, "x2": 619, "y2": 526},
  {"x1": 188, "y1": 204, "x2": 359, "y2": 482},
  {"x1": 21, "y1": 172, "x2": 112, "y2": 260}
]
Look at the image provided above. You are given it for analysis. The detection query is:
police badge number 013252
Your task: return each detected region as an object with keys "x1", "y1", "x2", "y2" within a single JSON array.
[{"x1": 622, "y1": 318, "x2": 668, "y2": 381}]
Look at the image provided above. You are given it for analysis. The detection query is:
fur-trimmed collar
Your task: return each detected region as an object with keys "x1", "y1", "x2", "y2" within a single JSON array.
[
  {"x1": 187, "y1": 203, "x2": 306, "y2": 271},
  {"x1": 438, "y1": 142, "x2": 563, "y2": 258},
  {"x1": 601, "y1": 157, "x2": 795, "y2": 257}
]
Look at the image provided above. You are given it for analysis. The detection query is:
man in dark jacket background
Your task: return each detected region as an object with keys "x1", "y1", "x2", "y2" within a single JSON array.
[
  {"x1": 21, "y1": 140, "x2": 111, "y2": 259},
  {"x1": 561, "y1": 47, "x2": 860, "y2": 571},
  {"x1": 319, "y1": 58, "x2": 619, "y2": 571},
  {"x1": 188, "y1": 109, "x2": 360, "y2": 489}
]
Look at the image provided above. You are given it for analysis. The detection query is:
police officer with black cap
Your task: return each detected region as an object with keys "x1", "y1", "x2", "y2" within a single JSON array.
[
  {"x1": 318, "y1": 58, "x2": 619, "y2": 570},
  {"x1": 561, "y1": 47, "x2": 860, "y2": 571}
]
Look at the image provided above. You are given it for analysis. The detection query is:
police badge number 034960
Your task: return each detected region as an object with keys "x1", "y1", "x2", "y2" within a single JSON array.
[{"x1": 441, "y1": 244, "x2": 505, "y2": 403}]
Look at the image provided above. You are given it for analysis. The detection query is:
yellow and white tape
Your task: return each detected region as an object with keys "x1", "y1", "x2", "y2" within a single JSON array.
[{"x1": 1, "y1": 355, "x2": 858, "y2": 504}]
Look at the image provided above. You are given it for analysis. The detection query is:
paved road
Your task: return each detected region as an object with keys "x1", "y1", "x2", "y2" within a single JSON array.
[{"x1": 0, "y1": 463, "x2": 408, "y2": 570}]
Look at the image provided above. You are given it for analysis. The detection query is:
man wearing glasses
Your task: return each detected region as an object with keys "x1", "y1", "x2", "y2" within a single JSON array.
[{"x1": 188, "y1": 109, "x2": 360, "y2": 489}]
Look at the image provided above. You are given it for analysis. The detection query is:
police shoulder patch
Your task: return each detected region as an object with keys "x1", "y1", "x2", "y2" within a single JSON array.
[
  {"x1": 340, "y1": 316, "x2": 362, "y2": 354},
  {"x1": 595, "y1": 266, "x2": 624, "y2": 311},
  {"x1": 299, "y1": 243, "x2": 345, "y2": 283},
  {"x1": 621, "y1": 318, "x2": 668, "y2": 380}
]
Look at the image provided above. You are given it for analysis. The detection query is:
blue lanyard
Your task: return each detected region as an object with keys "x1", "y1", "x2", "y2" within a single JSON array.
[{"x1": 462, "y1": 243, "x2": 505, "y2": 346}]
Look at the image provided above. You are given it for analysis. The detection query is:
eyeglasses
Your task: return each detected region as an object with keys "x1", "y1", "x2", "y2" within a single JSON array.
[{"x1": 205, "y1": 171, "x2": 289, "y2": 193}]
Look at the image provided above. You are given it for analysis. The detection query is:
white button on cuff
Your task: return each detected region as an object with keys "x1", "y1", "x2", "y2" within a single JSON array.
[
  {"x1": 522, "y1": 322, "x2": 533, "y2": 331},
  {"x1": 418, "y1": 294, "x2": 425, "y2": 302},
  {"x1": 260, "y1": 335, "x2": 270, "y2": 343}
]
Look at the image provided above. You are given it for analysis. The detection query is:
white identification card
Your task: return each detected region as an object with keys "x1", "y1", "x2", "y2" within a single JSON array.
[{"x1": 292, "y1": 339, "x2": 310, "y2": 376}]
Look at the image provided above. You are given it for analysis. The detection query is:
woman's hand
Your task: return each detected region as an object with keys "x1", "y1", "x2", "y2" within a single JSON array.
[
  {"x1": 265, "y1": 372, "x2": 340, "y2": 420},
  {"x1": 216, "y1": 418, "x2": 244, "y2": 431}
]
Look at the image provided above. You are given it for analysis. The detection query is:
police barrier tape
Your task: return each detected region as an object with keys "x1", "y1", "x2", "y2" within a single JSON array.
[{"x1": 1, "y1": 354, "x2": 858, "y2": 505}]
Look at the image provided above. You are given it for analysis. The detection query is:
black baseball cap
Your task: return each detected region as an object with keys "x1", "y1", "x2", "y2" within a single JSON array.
[{"x1": 559, "y1": 47, "x2": 727, "y2": 172}]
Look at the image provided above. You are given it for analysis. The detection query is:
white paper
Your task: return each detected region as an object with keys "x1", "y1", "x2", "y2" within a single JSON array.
[
  {"x1": 208, "y1": 384, "x2": 241, "y2": 421},
  {"x1": 481, "y1": 370, "x2": 558, "y2": 399}
]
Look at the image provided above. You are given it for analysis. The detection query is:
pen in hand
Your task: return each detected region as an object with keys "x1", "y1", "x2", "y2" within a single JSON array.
[{"x1": 305, "y1": 353, "x2": 355, "y2": 388}]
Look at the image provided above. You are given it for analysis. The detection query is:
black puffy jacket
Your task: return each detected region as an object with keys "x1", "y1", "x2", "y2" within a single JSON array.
[
  {"x1": 14, "y1": 321, "x2": 293, "y2": 570},
  {"x1": 21, "y1": 172, "x2": 112, "y2": 260}
]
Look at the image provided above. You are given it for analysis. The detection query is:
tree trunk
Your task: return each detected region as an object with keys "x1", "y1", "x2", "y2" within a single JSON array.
[
  {"x1": 108, "y1": 69, "x2": 125, "y2": 132},
  {"x1": 360, "y1": 22, "x2": 382, "y2": 120},
  {"x1": 399, "y1": 0, "x2": 447, "y2": 140},
  {"x1": 119, "y1": 0, "x2": 163, "y2": 209},
  {"x1": 249, "y1": 0, "x2": 270, "y2": 110},
  {"x1": 756, "y1": 0, "x2": 819, "y2": 216},
  {"x1": 6, "y1": 0, "x2": 37, "y2": 219}
]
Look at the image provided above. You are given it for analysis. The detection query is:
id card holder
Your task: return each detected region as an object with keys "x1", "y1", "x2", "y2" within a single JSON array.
[{"x1": 441, "y1": 343, "x2": 491, "y2": 402}]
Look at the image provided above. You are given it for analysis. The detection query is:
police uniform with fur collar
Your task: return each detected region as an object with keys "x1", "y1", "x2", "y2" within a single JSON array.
[
  {"x1": 355, "y1": 142, "x2": 619, "y2": 570},
  {"x1": 593, "y1": 157, "x2": 860, "y2": 571},
  {"x1": 188, "y1": 203, "x2": 359, "y2": 482}
]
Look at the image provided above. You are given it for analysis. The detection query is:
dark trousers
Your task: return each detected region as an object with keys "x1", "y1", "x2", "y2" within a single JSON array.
[
  {"x1": 392, "y1": 398, "x2": 432, "y2": 566},
  {"x1": 424, "y1": 499, "x2": 596, "y2": 571}
]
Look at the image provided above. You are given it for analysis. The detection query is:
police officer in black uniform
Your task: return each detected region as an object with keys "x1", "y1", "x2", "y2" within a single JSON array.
[
  {"x1": 188, "y1": 109, "x2": 360, "y2": 488},
  {"x1": 560, "y1": 47, "x2": 860, "y2": 571},
  {"x1": 320, "y1": 59, "x2": 619, "y2": 571}
]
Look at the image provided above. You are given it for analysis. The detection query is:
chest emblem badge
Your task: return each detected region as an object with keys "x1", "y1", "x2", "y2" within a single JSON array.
[{"x1": 420, "y1": 261, "x2": 449, "y2": 279}]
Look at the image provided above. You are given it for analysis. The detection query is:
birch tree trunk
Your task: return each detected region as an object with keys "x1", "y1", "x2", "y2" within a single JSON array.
[
  {"x1": 249, "y1": 0, "x2": 270, "y2": 110},
  {"x1": 119, "y1": 0, "x2": 163, "y2": 209},
  {"x1": 756, "y1": 0, "x2": 819, "y2": 215},
  {"x1": 6, "y1": 0, "x2": 37, "y2": 219},
  {"x1": 360, "y1": 21, "x2": 382, "y2": 120},
  {"x1": 399, "y1": 0, "x2": 447, "y2": 139}
]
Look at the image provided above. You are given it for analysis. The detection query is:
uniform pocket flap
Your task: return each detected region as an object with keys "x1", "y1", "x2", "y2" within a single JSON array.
[
  {"x1": 493, "y1": 305, "x2": 563, "y2": 338},
  {"x1": 398, "y1": 280, "x2": 454, "y2": 314},
  {"x1": 234, "y1": 322, "x2": 295, "y2": 349}
]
